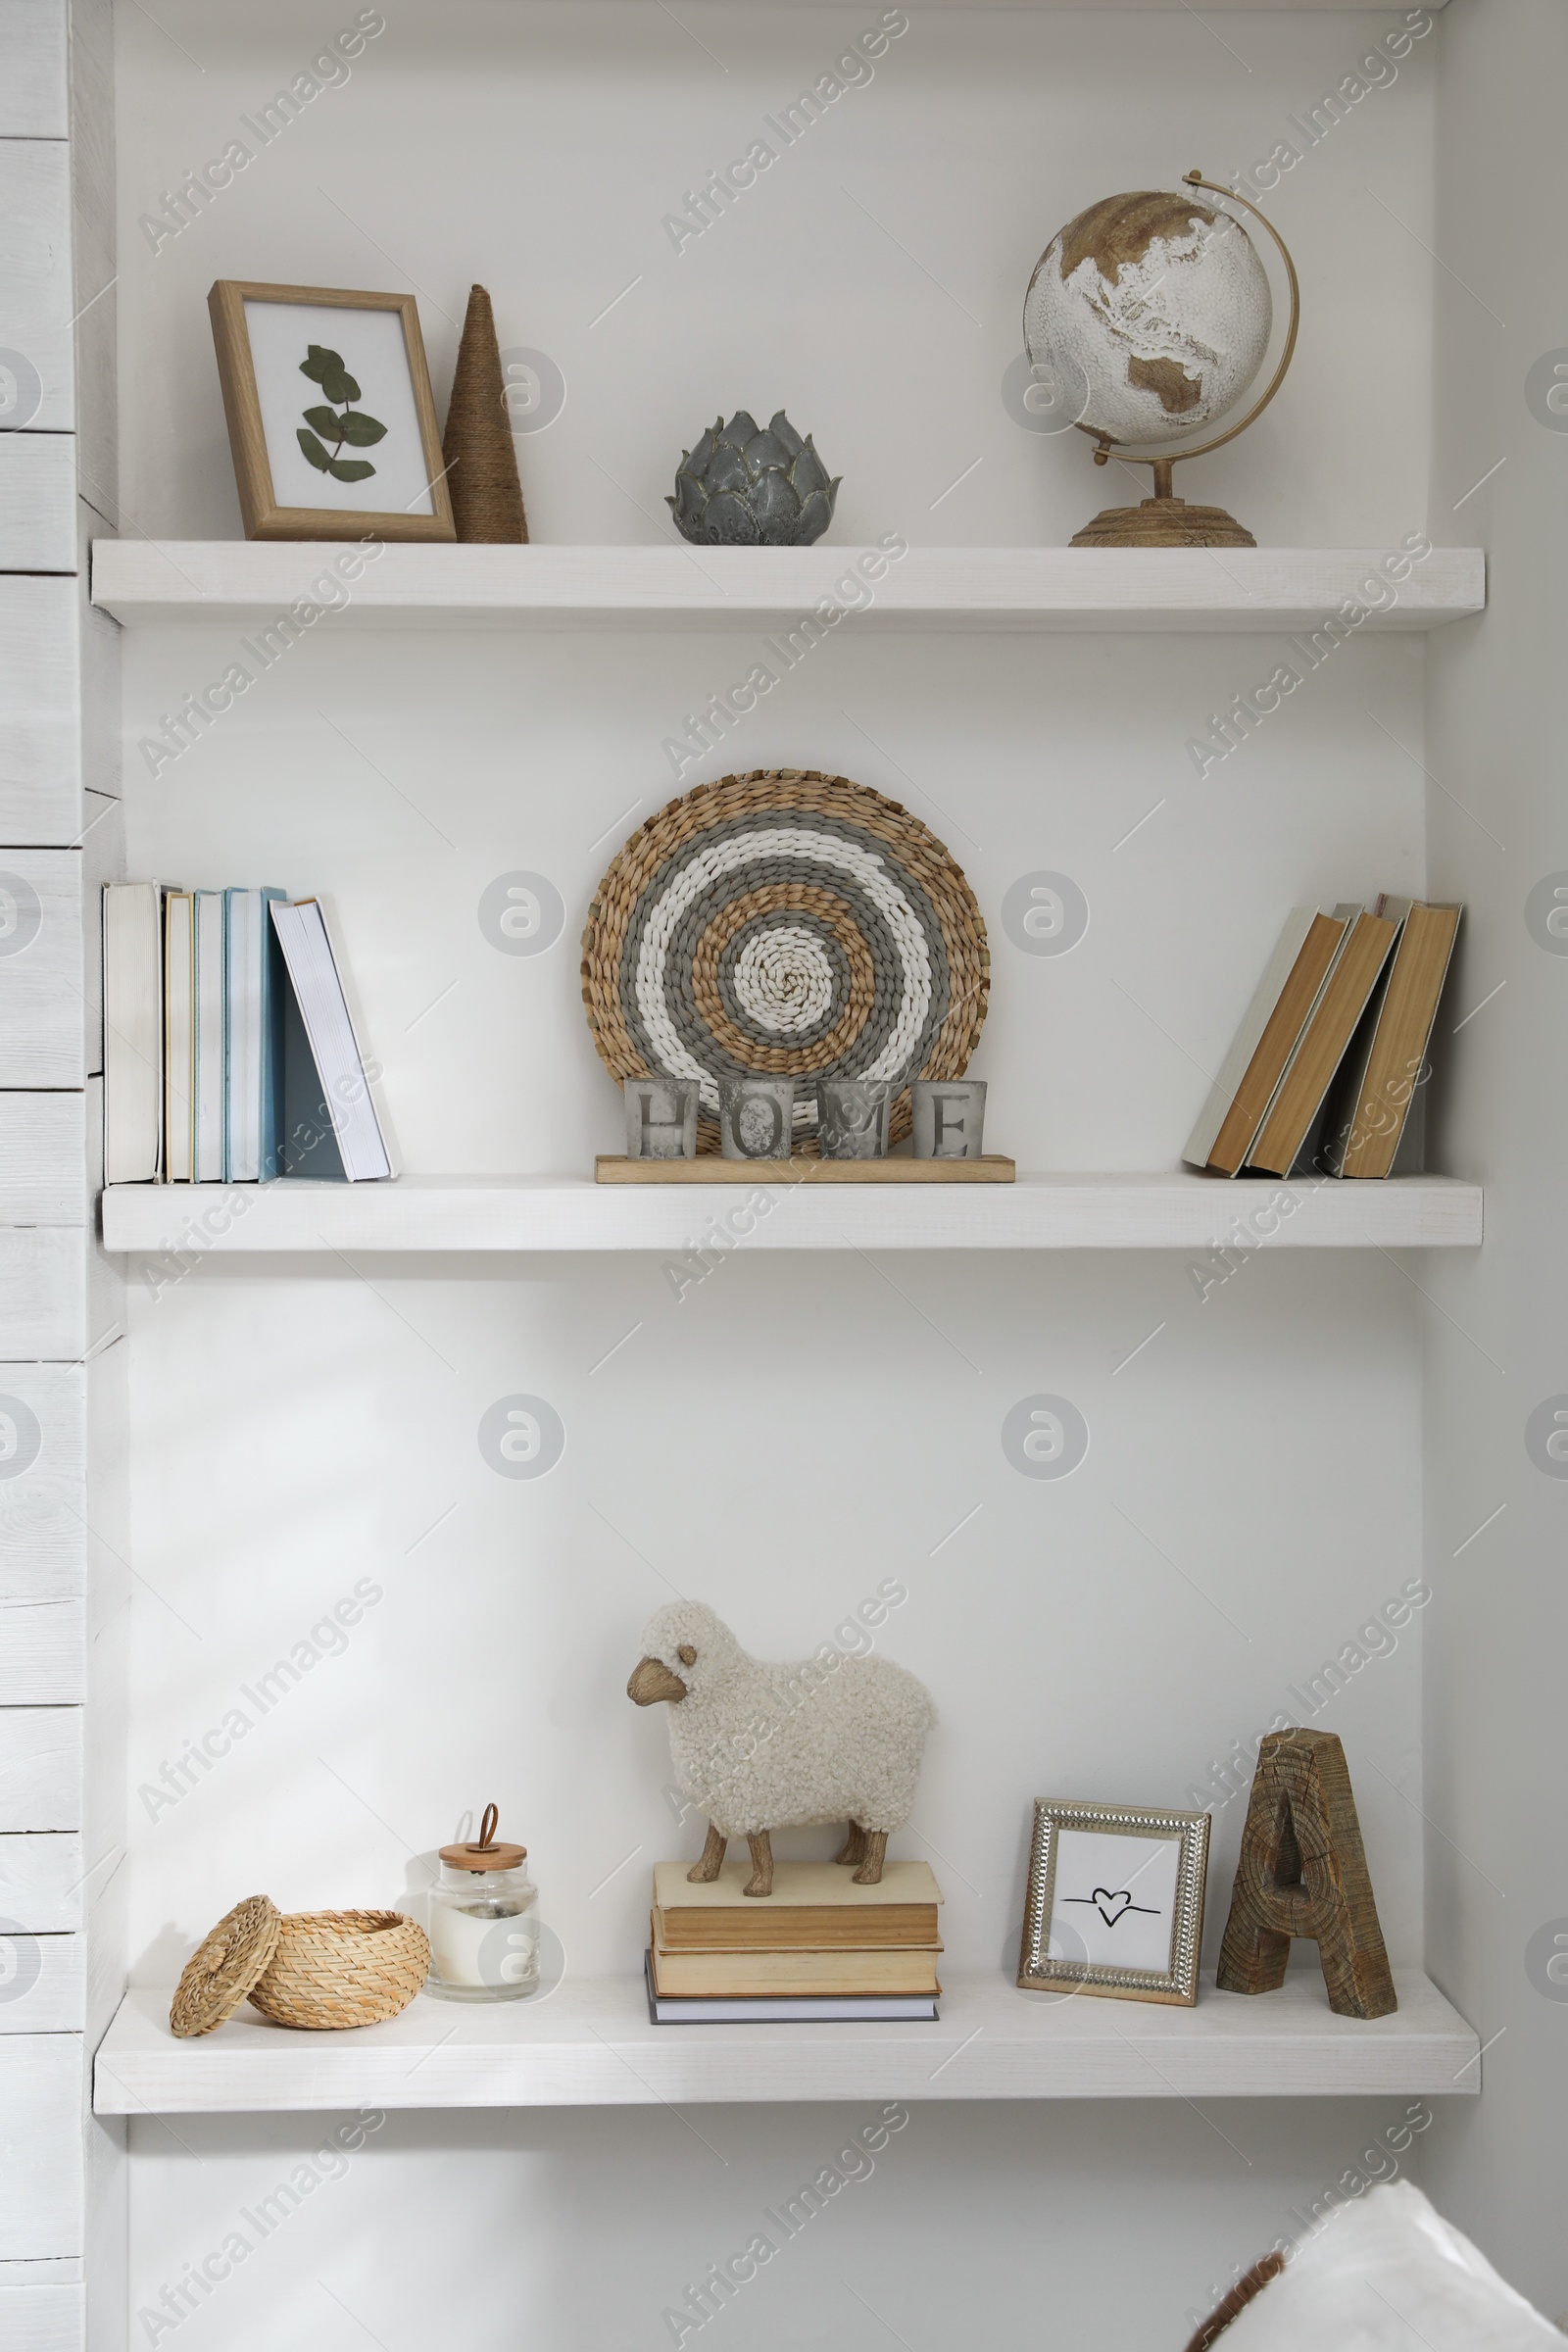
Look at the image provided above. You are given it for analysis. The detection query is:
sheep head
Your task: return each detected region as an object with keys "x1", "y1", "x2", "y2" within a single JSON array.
[
  {"x1": 627, "y1": 1655, "x2": 687, "y2": 1705},
  {"x1": 627, "y1": 1600, "x2": 742, "y2": 1708}
]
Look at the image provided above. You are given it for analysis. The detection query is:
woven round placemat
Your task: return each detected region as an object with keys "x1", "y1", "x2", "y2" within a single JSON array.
[
  {"x1": 581, "y1": 770, "x2": 989, "y2": 1152},
  {"x1": 247, "y1": 1910, "x2": 430, "y2": 2031},
  {"x1": 170, "y1": 1894, "x2": 281, "y2": 2039}
]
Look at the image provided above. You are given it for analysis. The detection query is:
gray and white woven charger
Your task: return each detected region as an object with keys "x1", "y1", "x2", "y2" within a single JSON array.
[{"x1": 580, "y1": 769, "x2": 989, "y2": 1152}]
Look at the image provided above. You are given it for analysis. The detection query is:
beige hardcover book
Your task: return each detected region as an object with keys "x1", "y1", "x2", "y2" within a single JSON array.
[
  {"x1": 1330, "y1": 899, "x2": 1462, "y2": 1178},
  {"x1": 652, "y1": 1858, "x2": 941, "y2": 1950},
  {"x1": 649, "y1": 1940, "x2": 942, "y2": 1998},
  {"x1": 163, "y1": 891, "x2": 196, "y2": 1184},
  {"x1": 1248, "y1": 909, "x2": 1400, "y2": 1177},
  {"x1": 1192, "y1": 906, "x2": 1361, "y2": 1176},
  {"x1": 103, "y1": 882, "x2": 168, "y2": 1184}
]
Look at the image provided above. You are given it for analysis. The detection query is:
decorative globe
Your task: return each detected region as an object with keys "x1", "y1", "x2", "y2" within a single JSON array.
[{"x1": 1024, "y1": 188, "x2": 1271, "y2": 448}]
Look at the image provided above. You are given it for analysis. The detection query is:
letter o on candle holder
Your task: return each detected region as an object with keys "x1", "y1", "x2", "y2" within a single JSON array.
[{"x1": 718, "y1": 1076, "x2": 797, "y2": 1160}]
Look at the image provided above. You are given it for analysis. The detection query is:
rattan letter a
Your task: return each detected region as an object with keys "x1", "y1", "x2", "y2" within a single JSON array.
[{"x1": 1216, "y1": 1730, "x2": 1396, "y2": 2019}]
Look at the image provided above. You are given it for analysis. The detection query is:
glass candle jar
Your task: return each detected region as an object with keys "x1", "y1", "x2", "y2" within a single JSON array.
[{"x1": 425, "y1": 1806, "x2": 539, "y2": 2003}]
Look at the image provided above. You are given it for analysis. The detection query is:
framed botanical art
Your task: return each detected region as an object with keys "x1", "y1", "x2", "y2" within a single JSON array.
[
  {"x1": 208, "y1": 280, "x2": 455, "y2": 542},
  {"x1": 1017, "y1": 1797, "x2": 1210, "y2": 2006}
]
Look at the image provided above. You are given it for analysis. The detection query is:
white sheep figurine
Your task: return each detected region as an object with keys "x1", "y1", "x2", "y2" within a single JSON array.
[{"x1": 627, "y1": 1601, "x2": 935, "y2": 1896}]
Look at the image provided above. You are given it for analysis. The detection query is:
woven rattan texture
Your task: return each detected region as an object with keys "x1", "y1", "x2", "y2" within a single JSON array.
[
  {"x1": 581, "y1": 770, "x2": 989, "y2": 1152},
  {"x1": 170, "y1": 1894, "x2": 282, "y2": 2038},
  {"x1": 246, "y1": 1910, "x2": 430, "y2": 2031}
]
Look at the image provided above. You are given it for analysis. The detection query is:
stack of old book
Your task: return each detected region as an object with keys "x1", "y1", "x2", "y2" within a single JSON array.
[
  {"x1": 1183, "y1": 896, "x2": 1462, "y2": 1179},
  {"x1": 645, "y1": 1858, "x2": 943, "y2": 2023}
]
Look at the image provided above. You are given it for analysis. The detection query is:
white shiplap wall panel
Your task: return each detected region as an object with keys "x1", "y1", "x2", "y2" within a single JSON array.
[
  {"x1": 0, "y1": 1835, "x2": 82, "y2": 1932},
  {"x1": 0, "y1": 0, "x2": 68, "y2": 136},
  {"x1": 0, "y1": 850, "x2": 81, "y2": 1085},
  {"x1": 0, "y1": 2282, "x2": 84, "y2": 2351},
  {"x1": 0, "y1": 1709, "x2": 80, "y2": 1829},
  {"x1": 0, "y1": 436, "x2": 74, "y2": 572},
  {"x1": 0, "y1": 1365, "x2": 84, "y2": 1601},
  {"x1": 0, "y1": 577, "x2": 82, "y2": 846},
  {"x1": 68, "y1": 0, "x2": 117, "y2": 527},
  {"x1": 0, "y1": 2037, "x2": 83, "y2": 2256},
  {"x1": 0, "y1": 1602, "x2": 83, "y2": 1704},
  {"x1": 0, "y1": 1935, "x2": 84, "y2": 2034},
  {"x1": 77, "y1": 509, "x2": 121, "y2": 808},
  {"x1": 0, "y1": 1229, "x2": 84, "y2": 1359},
  {"x1": 78, "y1": 789, "x2": 121, "y2": 1080},
  {"x1": 0, "y1": 143, "x2": 74, "y2": 430},
  {"x1": 0, "y1": 1095, "x2": 84, "y2": 1226},
  {"x1": 0, "y1": 1, "x2": 106, "y2": 2328}
]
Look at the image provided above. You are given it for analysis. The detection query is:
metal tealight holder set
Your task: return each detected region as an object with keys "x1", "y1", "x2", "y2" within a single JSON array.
[{"x1": 624, "y1": 1074, "x2": 988, "y2": 1165}]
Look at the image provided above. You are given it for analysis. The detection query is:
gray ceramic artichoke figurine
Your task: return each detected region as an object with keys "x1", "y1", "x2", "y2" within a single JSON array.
[{"x1": 668, "y1": 411, "x2": 840, "y2": 546}]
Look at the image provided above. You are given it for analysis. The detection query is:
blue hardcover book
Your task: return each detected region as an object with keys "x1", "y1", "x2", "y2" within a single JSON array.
[
  {"x1": 193, "y1": 892, "x2": 226, "y2": 1181},
  {"x1": 222, "y1": 888, "x2": 286, "y2": 1180}
]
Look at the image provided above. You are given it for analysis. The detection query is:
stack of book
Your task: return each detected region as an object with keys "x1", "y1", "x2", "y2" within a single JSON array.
[
  {"x1": 1184, "y1": 897, "x2": 1462, "y2": 1179},
  {"x1": 645, "y1": 1858, "x2": 943, "y2": 2024},
  {"x1": 102, "y1": 884, "x2": 394, "y2": 1186}
]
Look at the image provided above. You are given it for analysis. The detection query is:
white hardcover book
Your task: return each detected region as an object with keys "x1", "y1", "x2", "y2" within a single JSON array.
[
  {"x1": 1183, "y1": 908, "x2": 1318, "y2": 1169},
  {"x1": 193, "y1": 891, "x2": 225, "y2": 1183},
  {"x1": 103, "y1": 883, "x2": 167, "y2": 1184},
  {"x1": 268, "y1": 897, "x2": 395, "y2": 1182},
  {"x1": 163, "y1": 892, "x2": 195, "y2": 1184}
]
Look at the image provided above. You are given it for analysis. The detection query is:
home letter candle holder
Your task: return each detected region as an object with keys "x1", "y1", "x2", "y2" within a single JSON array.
[
  {"x1": 817, "y1": 1077, "x2": 895, "y2": 1159},
  {"x1": 718, "y1": 1076, "x2": 797, "y2": 1160},
  {"x1": 911, "y1": 1078, "x2": 987, "y2": 1160},
  {"x1": 624, "y1": 1076, "x2": 701, "y2": 1160}
]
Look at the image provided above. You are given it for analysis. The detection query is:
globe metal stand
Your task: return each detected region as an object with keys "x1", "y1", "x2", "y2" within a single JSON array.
[{"x1": 1067, "y1": 172, "x2": 1299, "y2": 551}]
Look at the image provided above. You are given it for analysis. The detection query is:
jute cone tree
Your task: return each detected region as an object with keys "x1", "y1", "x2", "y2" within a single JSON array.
[{"x1": 441, "y1": 284, "x2": 527, "y2": 543}]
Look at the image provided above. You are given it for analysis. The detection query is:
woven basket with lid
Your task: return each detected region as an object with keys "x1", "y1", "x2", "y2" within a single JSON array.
[
  {"x1": 248, "y1": 1910, "x2": 430, "y2": 2030},
  {"x1": 170, "y1": 1899, "x2": 429, "y2": 2036}
]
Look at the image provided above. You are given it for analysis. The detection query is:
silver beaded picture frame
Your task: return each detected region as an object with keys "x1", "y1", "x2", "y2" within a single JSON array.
[{"x1": 1018, "y1": 1798, "x2": 1210, "y2": 2007}]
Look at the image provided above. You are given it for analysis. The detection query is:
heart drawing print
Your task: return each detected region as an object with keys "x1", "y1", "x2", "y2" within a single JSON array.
[{"x1": 1063, "y1": 1886, "x2": 1160, "y2": 1929}]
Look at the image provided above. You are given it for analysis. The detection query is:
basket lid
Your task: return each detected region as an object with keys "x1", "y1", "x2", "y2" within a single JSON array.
[
  {"x1": 170, "y1": 1894, "x2": 281, "y2": 2037},
  {"x1": 439, "y1": 1801, "x2": 526, "y2": 1872}
]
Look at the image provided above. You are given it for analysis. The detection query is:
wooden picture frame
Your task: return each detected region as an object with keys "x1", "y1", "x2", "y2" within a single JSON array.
[
  {"x1": 1018, "y1": 1797, "x2": 1210, "y2": 2007},
  {"x1": 207, "y1": 280, "x2": 455, "y2": 543}
]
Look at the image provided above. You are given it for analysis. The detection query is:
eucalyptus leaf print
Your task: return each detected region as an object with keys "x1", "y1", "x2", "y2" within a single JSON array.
[{"x1": 296, "y1": 344, "x2": 387, "y2": 483}]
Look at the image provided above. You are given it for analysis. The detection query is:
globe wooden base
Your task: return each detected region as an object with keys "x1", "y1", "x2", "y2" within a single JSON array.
[{"x1": 1070, "y1": 496, "x2": 1256, "y2": 550}]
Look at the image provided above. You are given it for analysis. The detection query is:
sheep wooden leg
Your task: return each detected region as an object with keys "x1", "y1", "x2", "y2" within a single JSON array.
[
  {"x1": 834, "y1": 1824, "x2": 867, "y2": 1867},
  {"x1": 687, "y1": 1822, "x2": 727, "y2": 1884},
  {"x1": 852, "y1": 1830, "x2": 889, "y2": 1886},
  {"x1": 744, "y1": 1831, "x2": 774, "y2": 1898}
]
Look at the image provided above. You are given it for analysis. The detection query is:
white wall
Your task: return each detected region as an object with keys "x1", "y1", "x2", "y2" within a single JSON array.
[
  {"x1": 116, "y1": 1, "x2": 1441, "y2": 551},
  {"x1": 111, "y1": 5, "x2": 1461, "y2": 2347},
  {"x1": 1420, "y1": 0, "x2": 1567, "y2": 2320}
]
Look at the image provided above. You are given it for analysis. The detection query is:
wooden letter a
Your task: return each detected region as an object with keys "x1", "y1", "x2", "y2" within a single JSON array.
[{"x1": 1216, "y1": 1730, "x2": 1396, "y2": 2019}]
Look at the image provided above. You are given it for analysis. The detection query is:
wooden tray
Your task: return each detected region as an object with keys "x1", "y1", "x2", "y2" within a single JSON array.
[{"x1": 595, "y1": 1155, "x2": 1015, "y2": 1185}]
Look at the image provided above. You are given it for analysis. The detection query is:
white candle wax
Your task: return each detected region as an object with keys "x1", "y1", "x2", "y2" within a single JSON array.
[{"x1": 429, "y1": 1898, "x2": 538, "y2": 1989}]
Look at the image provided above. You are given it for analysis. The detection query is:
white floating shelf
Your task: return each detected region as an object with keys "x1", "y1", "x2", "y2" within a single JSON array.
[
  {"x1": 612, "y1": 1, "x2": 1451, "y2": 10},
  {"x1": 100, "y1": 1174, "x2": 1484, "y2": 1254},
  {"x1": 94, "y1": 1971, "x2": 1479, "y2": 2115},
  {"x1": 602, "y1": 1, "x2": 1448, "y2": 10},
  {"x1": 89, "y1": 543, "x2": 1485, "y2": 635}
]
